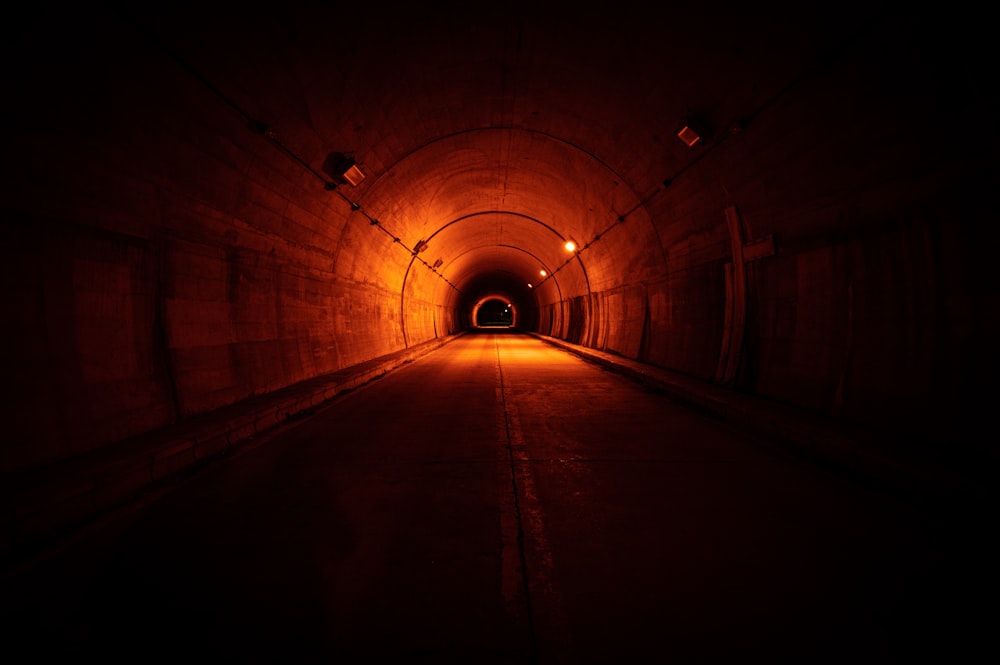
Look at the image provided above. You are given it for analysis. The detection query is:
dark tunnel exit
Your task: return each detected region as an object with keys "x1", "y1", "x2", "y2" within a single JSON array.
[{"x1": 475, "y1": 299, "x2": 513, "y2": 327}]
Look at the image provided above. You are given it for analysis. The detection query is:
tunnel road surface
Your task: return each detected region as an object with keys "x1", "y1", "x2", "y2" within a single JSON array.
[{"x1": 2, "y1": 329, "x2": 990, "y2": 664}]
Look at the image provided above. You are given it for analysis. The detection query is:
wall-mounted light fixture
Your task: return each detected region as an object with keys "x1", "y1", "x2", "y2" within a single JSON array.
[
  {"x1": 322, "y1": 151, "x2": 366, "y2": 186},
  {"x1": 539, "y1": 269, "x2": 547, "y2": 277},
  {"x1": 413, "y1": 239, "x2": 429, "y2": 254},
  {"x1": 676, "y1": 112, "x2": 712, "y2": 148},
  {"x1": 564, "y1": 240, "x2": 577, "y2": 252},
  {"x1": 341, "y1": 163, "x2": 365, "y2": 186},
  {"x1": 432, "y1": 257, "x2": 443, "y2": 269},
  {"x1": 676, "y1": 124, "x2": 702, "y2": 147}
]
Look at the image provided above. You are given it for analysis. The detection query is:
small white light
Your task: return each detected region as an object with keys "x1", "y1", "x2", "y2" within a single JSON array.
[
  {"x1": 539, "y1": 269, "x2": 546, "y2": 277},
  {"x1": 564, "y1": 241, "x2": 576, "y2": 252}
]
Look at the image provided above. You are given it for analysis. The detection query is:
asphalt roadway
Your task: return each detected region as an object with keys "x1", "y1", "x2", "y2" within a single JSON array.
[{"x1": 2, "y1": 329, "x2": 994, "y2": 663}]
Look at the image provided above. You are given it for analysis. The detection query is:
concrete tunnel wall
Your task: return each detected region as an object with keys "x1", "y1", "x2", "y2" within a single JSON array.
[{"x1": 1, "y1": 4, "x2": 996, "y2": 555}]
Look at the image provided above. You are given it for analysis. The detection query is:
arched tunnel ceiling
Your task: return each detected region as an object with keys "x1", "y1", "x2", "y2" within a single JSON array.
[{"x1": 28, "y1": 2, "x2": 877, "y2": 318}]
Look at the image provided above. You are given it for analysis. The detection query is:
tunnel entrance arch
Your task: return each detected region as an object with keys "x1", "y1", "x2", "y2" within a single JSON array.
[{"x1": 473, "y1": 297, "x2": 515, "y2": 327}]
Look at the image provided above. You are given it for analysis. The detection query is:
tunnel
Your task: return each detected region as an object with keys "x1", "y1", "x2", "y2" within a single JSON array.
[{"x1": 0, "y1": 1, "x2": 997, "y2": 662}]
